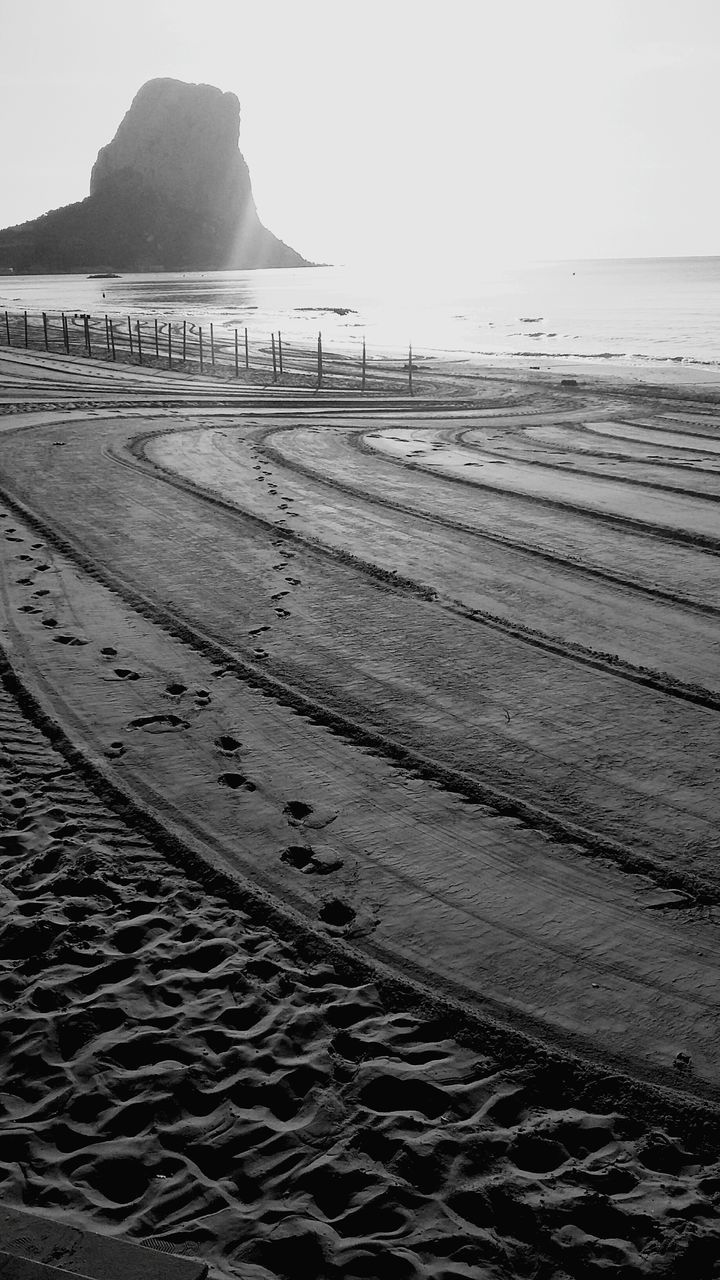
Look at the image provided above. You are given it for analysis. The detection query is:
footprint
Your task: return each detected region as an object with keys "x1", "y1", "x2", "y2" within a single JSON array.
[
  {"x1": 252, "y1": 649, "x2": 269, "y2": 660},
  {"x1": 17, "y1": 555, "x2": 33, "y2": 562},
  {"x1": 273, "y1": 563, "x2": 288, "y2": 571},
  {"x1": 16, "y1": 577, "x2": 34, "y2": 585},
  {"x1": 41, "y1": 618, "x2": 59, "y2": 629},
  {"x1": 281, "y1": 845, "x2": 313, "y2": 870},
  {"x1": 248, "y1": 625, "x2": 270, "y2": 637},
  {"x1": 195, "y1": 689, "x2": 211, "y2": 705},
  {"x1": 53, "y1": 635, "x2": 89, "y2": 646},
  {"x1": 319, "y1": 899, "x2": 356, "y2": 928},
  {"x1": 284, "y1": 800, "x2": 314, "y2": 822},
  {"x1": 5, "y1": 535, "x2": 24, "y2": 543},
  {"x1": 128, "y1": 714, "x2": 189, "y2": 733},
  {"x1": 284, "y1": 800, "x2": 338, "y2": 830},
  {"x1": 32, "y1": 589, "x2": 50, "y2": 598},
  {"x1": 100, "y1": 646, "x2": 118, "y2": 657},
  {"x1": 104, "y1": 742, "x2": 126, "y2": 759},
  {"x1": 218, "y1": 772, "x2": 256, "y2": 792},
  {"x1": 35, "y1": 564, "x2": 51, "y2": 573},
  {"x1": 281, "y1": 845, "x2": 343, "y2": 875},
  {"x1": 215, "y1": 735, "x2": 242, "y2": 754},
  {"x1": 166, "y1": 682, "x2": 187, "y2": 696},
  {"x1": 275, "y1": 608, "x2": 291, "y2": 619},
  {"x1": 271, "y1": 591, "x2": 288, "y2": 602},
  {"x1": 285, "y1": 577, "x2": 301, "y2": 586},
  {"x1": 18, "y1": 605, "x2": 40, "y2": 614},
  {"x1": 114, "y1": 668, "x2": 140, "y2": 681}
]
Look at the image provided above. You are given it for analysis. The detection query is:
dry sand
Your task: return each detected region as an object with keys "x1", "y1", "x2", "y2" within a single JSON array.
[{"x1": 1, "y1": 346, "x2": 720, "y2": 1278}]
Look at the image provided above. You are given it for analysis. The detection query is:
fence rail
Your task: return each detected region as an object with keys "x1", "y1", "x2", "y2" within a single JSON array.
[{"x1": 0, "y1": 308, "x2": 418, "y2": 394}]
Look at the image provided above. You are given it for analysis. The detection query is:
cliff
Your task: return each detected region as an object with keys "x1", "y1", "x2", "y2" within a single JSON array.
[{"x1": 0, "y1": 78, "x2": 308, "y2": 274}]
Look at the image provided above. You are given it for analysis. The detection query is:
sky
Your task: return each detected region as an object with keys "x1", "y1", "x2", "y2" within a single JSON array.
[{"x1": 1, "y1": 0, "x2": 720, "y2": 270}]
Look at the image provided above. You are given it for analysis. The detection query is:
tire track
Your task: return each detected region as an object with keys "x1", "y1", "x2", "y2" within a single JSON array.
[
  {"x1": 260, "y1": 423, "x2": 720, "y2": 617},
  {"x1": 131, "y1": 424, "x2": 720, "y2": 709}
]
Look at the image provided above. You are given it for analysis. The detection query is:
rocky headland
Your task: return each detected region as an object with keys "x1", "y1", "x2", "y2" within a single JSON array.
[{"x1": 0, "y1": 78, "x2": 308, "y2": 273}]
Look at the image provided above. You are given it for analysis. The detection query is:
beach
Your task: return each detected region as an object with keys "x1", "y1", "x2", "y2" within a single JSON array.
[{"x1": 0, "y1": 336, "x2": 719, "y2": 1278}]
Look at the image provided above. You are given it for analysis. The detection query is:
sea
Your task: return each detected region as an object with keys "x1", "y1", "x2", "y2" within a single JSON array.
[{"x1": 1, "y1": 255, "x2": 719, "y2": 372}]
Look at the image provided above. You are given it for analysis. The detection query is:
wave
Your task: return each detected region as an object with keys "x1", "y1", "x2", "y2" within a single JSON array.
[{"x1": 468, "y1": 349, "x2": 720, "y2": 366}]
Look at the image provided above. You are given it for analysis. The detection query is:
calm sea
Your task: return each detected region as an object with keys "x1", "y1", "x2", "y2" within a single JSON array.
[{"x1": 1, "y1": 256, "x2": 719, "y2": 370}]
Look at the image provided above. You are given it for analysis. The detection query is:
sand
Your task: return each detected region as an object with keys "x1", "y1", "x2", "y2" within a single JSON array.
[{"x1": 1, "y1": 344, "x2": 720, "y2": 1279}]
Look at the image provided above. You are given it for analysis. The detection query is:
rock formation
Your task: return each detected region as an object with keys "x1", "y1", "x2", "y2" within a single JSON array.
[{"x1": 0, "y1": 78, "x2": 308, "y2": 273}]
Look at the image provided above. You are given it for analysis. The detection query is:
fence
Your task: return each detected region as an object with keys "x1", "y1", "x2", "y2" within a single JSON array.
[{"x1": 1, "y1": 309, "x2": 418, "y2": 394}]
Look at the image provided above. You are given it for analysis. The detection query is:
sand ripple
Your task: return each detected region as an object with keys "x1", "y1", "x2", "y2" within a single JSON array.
[{"x1": 1, "y1": 691, "x2": 719, "y2": 1279}]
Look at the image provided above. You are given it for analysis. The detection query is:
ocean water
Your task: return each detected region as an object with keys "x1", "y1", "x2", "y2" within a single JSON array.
[{"x1": 1, "y1": 256, "x2": 719, "y2": 370}]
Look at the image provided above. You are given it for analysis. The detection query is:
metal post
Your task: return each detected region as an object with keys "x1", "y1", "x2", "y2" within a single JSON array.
[
  {"x1": 154, "y1": 318, "x2": 159, "y2": 359},
  {"x1": 136, "y1": 320, "x2": 143, "y2": 365},
  {"x1": 278, "y1": 331, "x2": 283, "y2": 376},
  {"x1": 109, "y1": 319, "x2": 116, "y2": 361},
  {"x1": 271, "y1": 333, "x2": 277, "y2": 381},
  {"x1": 24, "y1": 312, "x2": 28, "y2": 348},
  {"x1": 168, "y1": 323, "x2": 172, "y2": 369},
  {"x1": 199, "y1": 326, "x2": 204, "y2": 373},
  {"x1": 244, "y1": 327, "x2": 249, "y2": 369},
  {"x1": 210, "y1": 322, "x2": 215, "y2": 368},
  {"x1": 182, "y1": 320, "x2": 187, "y2": 363},
  {"x1": 234, "y1": 329, "x2": 239, "y2": 377},
  {"x1": 317, "y1": 331, "x2": 323, "y2": 388},
  {"x1": 42, "y1": 313, "x2": 49, "y2": 351},
  {"x1": 128, "y1": 317, "x2": 134, "y2": 358},
  {"x1": 361, "y1": 336, "x2": 366, "y2": 391}
]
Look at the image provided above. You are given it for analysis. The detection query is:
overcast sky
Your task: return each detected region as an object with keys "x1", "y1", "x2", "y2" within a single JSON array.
[{"x1": 1, "y1": 0, "x2": 719, "y2": 270}]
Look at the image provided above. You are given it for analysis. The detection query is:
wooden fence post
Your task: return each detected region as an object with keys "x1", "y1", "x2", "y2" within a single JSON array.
[
  {"x1": 361, "y1": 336, "x2": 366, "y2": 391},
  {"x1": 271, "y1": 333, "x2": 277, "y2": 381},
  {"x1": 317, "y1": 332, "x2": 323, "y2": 388},
  {"x1": 234, "y1": 329, "x2": 239, "y2": 377},
  {"x1": 23, "y1": 312, "x2": 28, "y2": 348},
  {"x1": 85, "y1": 316, "x2": 92, "y2": 359},
  {"x1": 62, "y1": 313, "x2": 69, "y2": 353},
  {"x1": 278, "y1": 331, "x2": 283, "y2": 376},
  {"x1": 408, "y1": 342, "x2": 413, "y2": 395},
  {"x1": 42, "y1": 313, "x2": 49, "y2": 351},
  {"x1": 154, "y1": 318, "x2": 159, "y2": 359},
  {"x1": 4, "y1": 311, "x2": 9, "y2": 345},
  {"x1": 210, "y1": 322, "x2": 215, "y2": 368},
  {"x1": 168, "y1": 323, "x2": 172, "y2": 369},
  {"x1": 105, "y1": 315, "x2": 110, "y2": 355},
  {"x1": 199, "y1": 326, "x2": 204, "y2": 373},
  {"x1": 109, "y1": 319, "x2": 116, "y2": 361},
  {"x1": 136, "y1": 321, "x2": 143, "y2": 365},
  {"x1": 182, "y1": 320, "x2": 187, "y2": 363},
  {"x1": 244, "y1": 327, "x2": 249, "y2": 369},
  {"x1": 128, "y1": 317, "x2": 134, "y2": 358}
]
